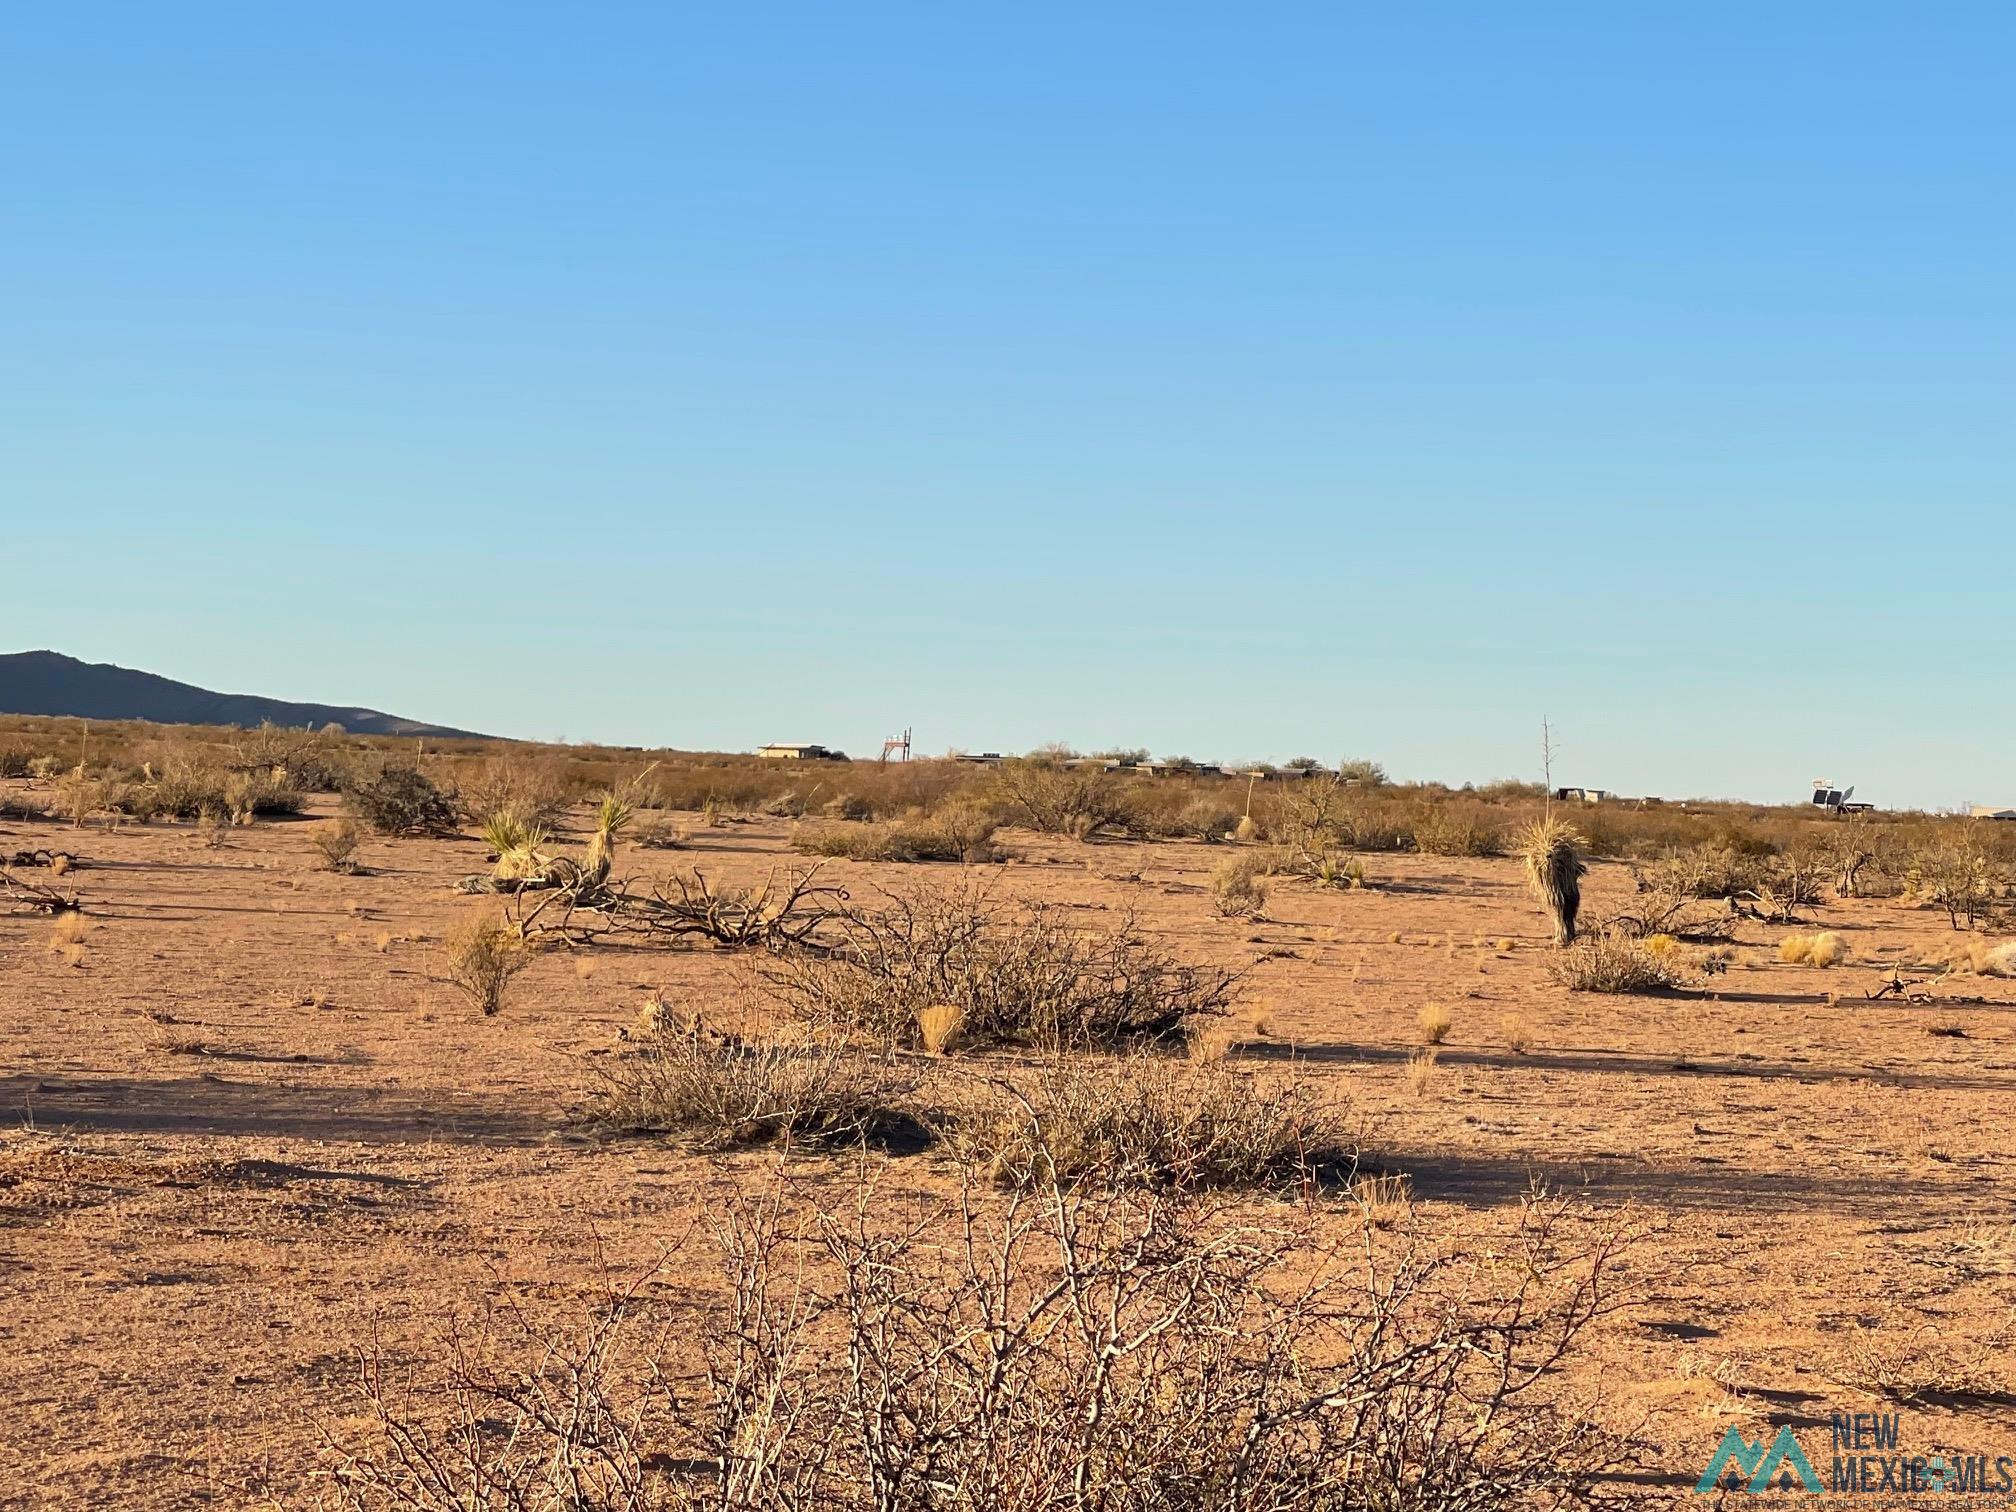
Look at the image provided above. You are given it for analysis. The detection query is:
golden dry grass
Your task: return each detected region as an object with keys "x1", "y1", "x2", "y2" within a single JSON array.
[{"x1": 1416, "y1": 1001, "x2": 1453, "y2": 1045}]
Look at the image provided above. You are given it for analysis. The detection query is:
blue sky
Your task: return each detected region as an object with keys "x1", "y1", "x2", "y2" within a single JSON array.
[{"x1": 2, "y1": 4, "x2": 2009, "y2": 807}]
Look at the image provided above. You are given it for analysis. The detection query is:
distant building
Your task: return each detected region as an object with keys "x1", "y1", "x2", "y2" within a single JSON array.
[
  {"x1": 1553, "y1": 787, "x2": 1613, "y2": 804},
  {"x1": 952, "y1": 751, "x2": 1004, "y2": 765},
  {"x1": 757, "y1": 743, "x2": 845, "y2": 761},
  {"x1": 1972, "y1": 806, "x2": 2016, "y2": 821}
]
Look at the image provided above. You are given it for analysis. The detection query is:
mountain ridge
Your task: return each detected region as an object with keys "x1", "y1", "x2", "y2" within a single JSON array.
[{"x1": 0, "y1": 650, "x2": 490, "y2": 739}]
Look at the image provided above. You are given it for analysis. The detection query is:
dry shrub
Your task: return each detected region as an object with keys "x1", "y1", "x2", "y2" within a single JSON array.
[
  {"x1": 1405, "y1": 1049, "x2": 1438, "y2": 1096},
  {"x1": 441, "y1": 915, "x2": 530, "y2": 1015},
  {"x1": 1355, "y1": 1170, "x2": 1415, "y2": 1226},
  {"x1": 1779, "y1": 931, "x2": 1848, "y2": 967},
  {"x1": 1176, "y1": 797, "x2": 1241, "y2": 841},
  {"x1": 328, "y1": 1174, "x2": 1640, "y2": 1512},
  {"x1": 1609, "y1": 860, "x2": 1735, "y2": 942},
  {"x1": 767, "y1": 882, "x2": 1237, "y2": 1052},
  {"x1": 47, "y1": 913, "x2": 91, "y2": 963},
  {"x1": 223, "y1": 769, "x2": 304, "y2": 822},
  {"x1": 989, "y1": 759, "x2": 1134, "y2": 840},
  {"x1": 308, "y1": 817, "x2": 364, "y2": 873},
  {"x1": 1210, "y1": 852, "x2": 1270, "y2": 918},
  {"x1": 1548, "y1": 935, "x2": 1678, "y2": 994},
  {"x1": 345, "y1": 764, "x2": 458, "y2": 837},
  {"x1": 916, "y1": 1003, "x2": 963, "y2": 1055},
  {"x1": 1822, "y1": 1320, "x2": 2008, "y2": 1404},
  {"x1": 1412, "y1": 803, "x2": 1505, "y2": 858},
  {"x1": 1500, "y1": 1012, "x2": 1535, "y2": 1054},
  {"x1": 453, "y1": 755, "x2": 574, "y2": 828},
  {"x1": 588, "y1": 1022, "x2": 918, "y2": 1151},
  {"x1": 1640, "y1": 933, "x2": 1680, "y2": 959},
  {"x1": 1417, "y1": 1001, "x2": 1453, "y2": 1045},
  {"x1": 946, "y1": 1055, "x2": 1354, "y2": 1192},
  {"x1": 1496, "y1": 936, "x2": 1516, "y2": 953},
  {"x1": 1519, "y1": 819, "x2": 1588, "y2": 946},
  {"x1": 791, "y1": 807, "x2": 1000, "y2": 864},
  {"x1": 51, "y1": 768, "x2": 120, "y2": 827},
  {"x1": 1954, "y1": 939, "x2": 2016, "y2": 976}
]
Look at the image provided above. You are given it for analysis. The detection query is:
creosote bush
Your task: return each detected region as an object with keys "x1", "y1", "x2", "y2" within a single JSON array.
[
  {"x1": 766, "y1": 882, "x2": 1237, "y2": 1051},
  {"x1": 1548, "y1": 934, "x2": 1678, "y2": 994},
  {"x1": 345, "y1": 764, "x2": 458, "y2": 837},
  {"x1": 946, "y1": 1054, "x2": 1354, "y2": 1192}
]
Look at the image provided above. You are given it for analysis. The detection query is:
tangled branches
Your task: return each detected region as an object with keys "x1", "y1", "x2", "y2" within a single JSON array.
[
  {"x1": 328, "y1": 1174, "x2": 1647, "y2": 1511},
  {"x1": 0, "y1": 864, "x2": 79, "y2": 915}
]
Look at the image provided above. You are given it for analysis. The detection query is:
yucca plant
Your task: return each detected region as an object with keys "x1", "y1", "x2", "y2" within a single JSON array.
[
  {"x1": 1519, "y1": 818, "x2": 1588, "y2": 946},
  {"x1": 481, "y1": 808, "x2": 552, "y2": 883},
  {"x1": 583, "y1": 794, "x2": 633, "y2": 883}
]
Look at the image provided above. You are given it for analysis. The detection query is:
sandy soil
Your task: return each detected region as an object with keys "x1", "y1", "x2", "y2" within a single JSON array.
[{"x1": 3, "y1": 791, "x2": 2013, "y2": 1508}]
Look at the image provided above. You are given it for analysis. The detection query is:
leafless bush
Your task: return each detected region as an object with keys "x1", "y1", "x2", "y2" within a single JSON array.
[
  {"x1": 944, "y1": 1054, "x2": 1354, "y2": 1191},
  {"x1": 1608, "y1": 860, "x2": 1734, "y2": 942},
  {"x1": 1909, "y1": 837, "x2": 2006, "y2": 931},
  {"x1": 766, "y1": 881, "x2": 1237, "y2": 1051},
  {"x1": 453, "y1": 754, "x2": 575, "y2": 828},
  {"x1": 540, "y1": 864, "x2": 848, "y2": 951},
  {"x1": 588, "y1": 1017, "x2": 919, "y2": 1151},
  {"x1": 327, "y1": 1173, "x2": 1643, "y2": 1511}
]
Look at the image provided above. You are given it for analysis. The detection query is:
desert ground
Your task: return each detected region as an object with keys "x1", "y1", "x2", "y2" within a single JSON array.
[{"x1": 2, "y1": 788, "x2": 2014, "y2": 1508}]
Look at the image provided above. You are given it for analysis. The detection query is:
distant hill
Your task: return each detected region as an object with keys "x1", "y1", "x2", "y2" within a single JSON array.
[{"x1": 0, "y1": 651, "x2": 490, "y2": 739}]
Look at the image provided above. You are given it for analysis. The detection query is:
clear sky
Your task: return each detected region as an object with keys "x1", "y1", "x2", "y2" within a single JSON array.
[{"x1": 2, "y1": 4, "x2": 2009, "y2": 808}]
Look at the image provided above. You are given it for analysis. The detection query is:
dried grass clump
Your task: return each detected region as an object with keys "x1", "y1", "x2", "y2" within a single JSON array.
[
  {"x1": 588, "y1": 1022, "x2": 917, "y2": 1151},
  {"x1": 1548, "y1": 935, "x2": 1678, "y2": 994},
  {"x1": 1519, "y1": 819, "x2": 1588, "y2": 946},
  {"x1": 1210, "y1": 852, "x2": 1271, "y2": 919},
  {"x1": 308, "y1": 817, "x2": 364, "y2": 873},
  {"x1": 1404, "y1": 1049, "x2": 1439, "y2": 1096},
  {"x1": 947, "y1": 1055, "x2": 1354, "y2": 1192},
  {"x1": 1416, "y1": 1001, "x2": 1453, "y2": 1045},
  {"x1": 1500, "y1": 1012, "x2": 1535, "y2": 1054},
  {"x1": 916, "y1": 1003, "x2": 963, "y2": 1056},
  {"x1": 441, "y1": 915, "x2": 530, "y2": 1015},
  {"x1": 1779, "y1": 931, "x2": 1849, "y2": 967},
  {"x1": 1953, "y1": 939, "x2": 2016, "y2": 976},
  {"x1": 767, "y1": 883, "x2": 1237, "y2": 1051}
]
